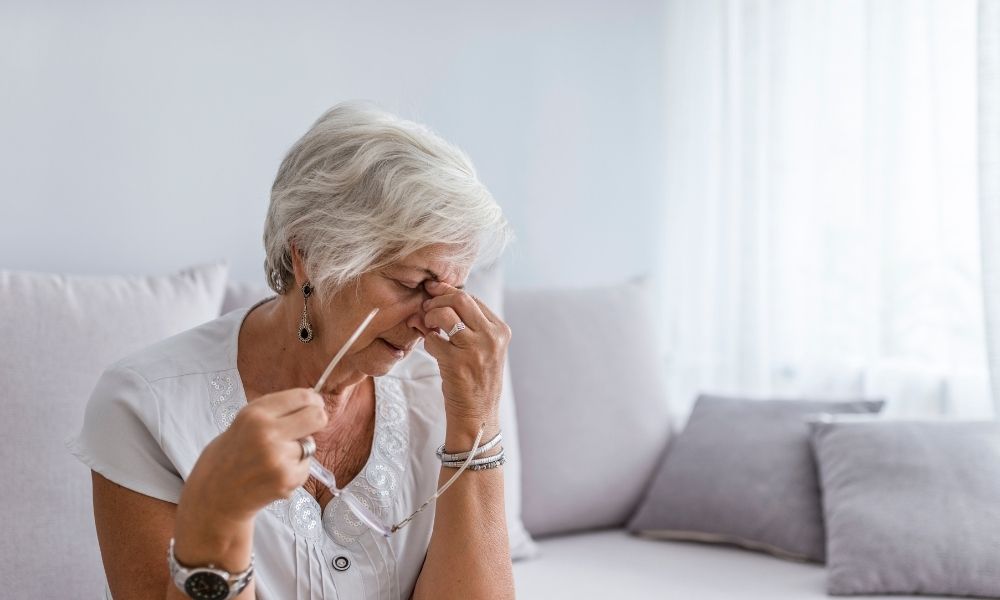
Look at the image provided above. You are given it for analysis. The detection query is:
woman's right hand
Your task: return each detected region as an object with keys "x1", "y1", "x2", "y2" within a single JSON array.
[{"x1": 180, "y1": 387, "x2": 329, "y2": 525}]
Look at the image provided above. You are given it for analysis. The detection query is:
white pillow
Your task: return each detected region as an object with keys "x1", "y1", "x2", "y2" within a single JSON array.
[
  {"x1": 505, "y1": 276, "x2": 674, "y2": 537},
  {"x1": 220, "y1": 263, "x2": 539, "y2": 560},
  {"x1": 0, "y1": 263, "x2": 229, "y2": 598}
]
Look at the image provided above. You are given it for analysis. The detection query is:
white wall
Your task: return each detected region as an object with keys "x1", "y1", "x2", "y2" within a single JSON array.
[{"x1": 0, "y1": 0, "x2": 666, "y2": 289}]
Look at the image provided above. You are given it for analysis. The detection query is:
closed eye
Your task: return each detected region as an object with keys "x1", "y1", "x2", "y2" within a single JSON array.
[{"x1": 395, "y1": 279, "x2": 420, "y2": 290}]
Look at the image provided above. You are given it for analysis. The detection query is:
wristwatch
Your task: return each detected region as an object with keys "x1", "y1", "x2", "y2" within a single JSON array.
[{"x1": 168, "y1": 538, "x2": 255, "y2": 600}]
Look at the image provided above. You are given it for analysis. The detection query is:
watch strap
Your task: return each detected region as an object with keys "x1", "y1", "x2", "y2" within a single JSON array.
[{"x1": 168, "y1": 538, "x2": 255, "y2": 600}]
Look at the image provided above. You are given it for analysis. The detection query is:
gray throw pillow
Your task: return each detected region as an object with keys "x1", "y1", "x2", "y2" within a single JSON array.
[
  {"x1": 628, "y1": 395, "x2": 884, "y2": 563},
  {"x1": 810, "y1": 420, "x2": 1000, "y2": 597}
]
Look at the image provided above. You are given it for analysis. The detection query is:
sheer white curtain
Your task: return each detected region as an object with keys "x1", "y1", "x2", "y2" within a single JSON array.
[
  {"x1": 658, "y1": 0, "x2": 991, "y2": 421},
  {"x1": 981, "y1": 0, "x2": 1000, "y2": 416}
]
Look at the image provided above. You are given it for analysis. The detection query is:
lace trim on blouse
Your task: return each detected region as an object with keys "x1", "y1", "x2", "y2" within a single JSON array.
[{"x1": 207, "y1": 371, "x2": 409, "y2": 547}]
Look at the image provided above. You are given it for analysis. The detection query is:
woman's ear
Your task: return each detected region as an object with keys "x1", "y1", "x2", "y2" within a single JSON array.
[{"x1": 289, "y1": 242, "x2": 309, "y2": 286}]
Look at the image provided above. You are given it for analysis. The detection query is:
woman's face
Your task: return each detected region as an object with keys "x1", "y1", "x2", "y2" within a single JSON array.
[{"x1": 312, "y1": 244, "x2": 470, "y2": 377}]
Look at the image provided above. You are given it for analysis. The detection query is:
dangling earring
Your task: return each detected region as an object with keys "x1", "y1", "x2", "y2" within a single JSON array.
[{"x1": 298, "y1": 281, "x2": 314, "y2": 343}]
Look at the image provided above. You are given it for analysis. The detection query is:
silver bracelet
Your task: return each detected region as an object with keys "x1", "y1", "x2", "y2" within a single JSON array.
[
  {"x1": 441, "y1": 447, "x2": 505, "y2": 469},
  {"x1": 436, "y1": 430, "x2": 503, "y2": 462}
]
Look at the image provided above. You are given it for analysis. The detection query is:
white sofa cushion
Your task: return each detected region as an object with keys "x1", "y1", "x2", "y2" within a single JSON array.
[
  {"x1": 513, "y1": 529, "x2": 947, "y2": 599},
  {"x1": 0, "y1": 263, "x2": 228, "y2": 598},
  {"x1": 504, "y1": 277, "x2": 673, "y2": 536}
]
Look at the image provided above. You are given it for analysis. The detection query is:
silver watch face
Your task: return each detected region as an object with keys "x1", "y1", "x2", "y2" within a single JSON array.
[{"x1": 184, "y1": 570, "x2": 230, "y2": 600}]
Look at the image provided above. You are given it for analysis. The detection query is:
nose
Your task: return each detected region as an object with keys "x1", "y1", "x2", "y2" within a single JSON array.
[{"x1": 405, "y1": 289, "x2": 433, "y2": 336}]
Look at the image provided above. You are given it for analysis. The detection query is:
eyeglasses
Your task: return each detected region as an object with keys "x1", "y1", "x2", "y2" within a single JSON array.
[{"x1": 304, "y1": 308, "x2": 487, "y2": 537}]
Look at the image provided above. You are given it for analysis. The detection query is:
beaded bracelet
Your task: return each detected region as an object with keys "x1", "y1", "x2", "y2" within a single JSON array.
[{"x1": 467, "y1": 454, "x2": 506, "y2": 471}]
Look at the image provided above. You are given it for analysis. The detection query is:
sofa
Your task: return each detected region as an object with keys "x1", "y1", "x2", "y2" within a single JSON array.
[{"x1": 0, "y1": 262, "x2": 964, "y2": 599}]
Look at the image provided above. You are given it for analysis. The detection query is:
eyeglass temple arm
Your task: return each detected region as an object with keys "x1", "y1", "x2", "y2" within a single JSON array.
[
  {"x1": 389, "y1": 422, "x2": 487, "y2": 534},
  {"x1": 305, "y1": 308, "x2": 380, "y2": 495}
]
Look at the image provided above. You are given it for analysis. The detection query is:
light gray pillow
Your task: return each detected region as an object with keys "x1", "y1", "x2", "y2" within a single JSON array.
[
  {"x1": 810, "y1": 420, "x2": 1000, "y2": 597},
  {"x1": 628, "y1": 395, "x2": 884, "y2": 562},
  {"x1": 220, "y1": 264, "x2": 539, "y2": 560},
  {"x1": 0, "y1": 263, "x2": 228, "y2": 598},
  {"x1": 221, "y1": 279, "x2": 274, "y2": 314},
  {"x1": 504, "y1": 276, "x2": 674, "y2": 537}
]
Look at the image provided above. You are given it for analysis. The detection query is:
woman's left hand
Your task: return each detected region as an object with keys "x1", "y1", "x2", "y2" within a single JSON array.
[{"x1": 419, "y1": 279, "x2": 510, "y2": 429}]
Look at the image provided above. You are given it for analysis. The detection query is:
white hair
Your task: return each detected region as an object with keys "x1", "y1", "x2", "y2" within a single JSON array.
[{"x1": 263, "y1": 101, "x2": 513, "y2": 298}]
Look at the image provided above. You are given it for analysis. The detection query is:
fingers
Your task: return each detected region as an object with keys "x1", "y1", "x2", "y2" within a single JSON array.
[
  {"x1": 239, "y1": 388, "x2": 328, "y2": 447},
  {"x1": 421, "y1": 321, "x2": 457, "y2": 356},
  {"x1": 421, "y1": 305, "x2": 478, "y2": 356},
  {"x1": 422, "y1": 280, "x2": 490, "y2": 330},
  {"x1": 253, "y1": 388, "x2": 324, "y2": 418},
  {"x1": 423, "y1": 306, "x2": 469, "y2": 343},
  {"x1": 470, "y1": 294, "x2": 503, "y2": 325},
  {"x1": 273, "y1": 444, "x2": 313, "y2": 495},
  {"x1": 287, "y1": 456, "x2": 312, "y2": 489},
  {"x1": 270, "y1": 437, "x2": 312, "y2": 468},
  {"x1": 472, "y1": 296, "x2": 512, "y2": 344},
  {"x1": 275, "y1": 401, "x2": 329, "y2": 440}
]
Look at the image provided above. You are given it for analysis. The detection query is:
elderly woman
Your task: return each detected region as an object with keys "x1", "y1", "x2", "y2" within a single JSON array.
[{"x1": 69, "y1": 103, "x2": 515, "y2": 599}]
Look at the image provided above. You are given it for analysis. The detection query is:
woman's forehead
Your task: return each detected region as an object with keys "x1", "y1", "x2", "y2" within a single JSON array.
[
  {"x1": 391, "y1": 247, "x2": 470, "y2": 286},
  {"x1": 393, "y1": 261, "x2": 468, "y2": 286}
]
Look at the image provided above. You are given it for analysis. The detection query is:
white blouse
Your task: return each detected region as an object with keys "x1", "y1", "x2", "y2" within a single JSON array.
[{"x1": 68, "y1": 296, "x2": 449, "y2": 600}]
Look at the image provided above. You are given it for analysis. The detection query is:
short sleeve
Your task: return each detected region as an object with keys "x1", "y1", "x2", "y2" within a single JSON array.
[{"x1": 66, "y1": 364, "x2": 183, "y2": 503}]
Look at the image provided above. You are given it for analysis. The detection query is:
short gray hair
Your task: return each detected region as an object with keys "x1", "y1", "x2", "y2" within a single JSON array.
[{"x1": 263, "y1": 101, "x2": 513, "y2": 297}]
